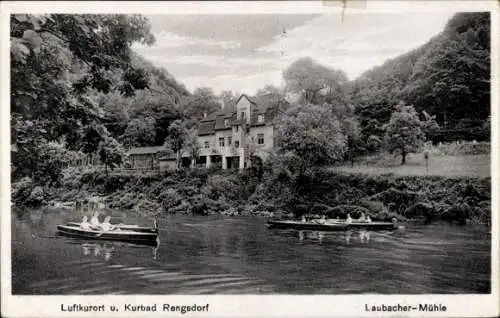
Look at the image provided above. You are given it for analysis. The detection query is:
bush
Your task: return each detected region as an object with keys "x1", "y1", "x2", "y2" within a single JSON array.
[
  {"x1": 26, "y1": 186, "x2": 46, "y2": 207},
  {"x1": 11, "y1": 176, "x2": 34, "y2": 204},
  {"x1": 403, "y1": 202, "x2": 436, "y2": 220},
  {"x1": 442, "y1": 203, "x2": 472, "y2": 225},
  {"x1": 205, "y1": 174, "x2": 240, "y2": 201},
  {"x1": 160, "y1": 188, "x2": 181, "y2": 212}
]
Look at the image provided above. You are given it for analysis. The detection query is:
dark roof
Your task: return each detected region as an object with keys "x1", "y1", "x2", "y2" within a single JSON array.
[
  {"x1": 196, "y1": 94, "x2": 279, "y2": 136},
  {"x1": 128, "y1": 146, "x2": 167, "y2": 155},
  {"x1": 235, "y1": 94, "x2": 258, "y2": 106},
  {"x1": 199, "y1": 120, "x2": 216, "y2": 136},
  {"x1": 214, "y1": 112, "x2": 236, "y2": 130},
  {"x1": 158, "y1": 154, "x2": 176, "y2": 161}
]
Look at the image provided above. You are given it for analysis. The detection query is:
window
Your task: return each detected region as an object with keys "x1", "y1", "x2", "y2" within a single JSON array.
[
  {"x1": 204, "y1": 141, "x2": 210, "y2": 149},
  {"x1": 224, "y1": 119, "x2": 229, "y2": 127},
  {"x1": 219, "y1": 137, "x2": 225, "y2": 147},
  {"x1": 228, "y1": 136, "x2": 232, "y2": 146},
  {"x1": 258, "y1": 114, "x2": 264, "y2": 123},
  {"x1": 235, "y1": 140, "x2": 240, "y2": 148},
  {"x1": 241, "y1": 112, "x2": 246, "y2": 120},
  {"x1": 257, "y1": 133, "x2": 264, "y2": 145},
  {"x1": 236, "y1": 126, "x2": 239, "y2": 132}
]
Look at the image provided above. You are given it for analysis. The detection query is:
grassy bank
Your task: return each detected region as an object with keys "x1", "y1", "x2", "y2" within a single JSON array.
[
  {"x1": 11, "y1": 165, "x2": 491, "y2": 225},
  {"x1": 336, "y1": 154, "x2": 489, "y2": 178}
]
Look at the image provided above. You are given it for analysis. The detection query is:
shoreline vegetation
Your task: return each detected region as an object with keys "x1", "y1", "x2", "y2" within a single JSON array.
[
  {"x1": 12, "y1": 158, "x2": 491, "y2": 226},
  {"x1": 10, "y1": 13, "x2": 491, "y2": 228}
]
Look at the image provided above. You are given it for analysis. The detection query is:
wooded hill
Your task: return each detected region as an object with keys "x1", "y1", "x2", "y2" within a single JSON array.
[{"x1": 349, "y1": 12, "x2": 490, "y2": 144}]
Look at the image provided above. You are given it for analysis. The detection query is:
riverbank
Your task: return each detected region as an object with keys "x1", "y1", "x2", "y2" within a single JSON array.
[{"x1": 11, "y1": 167, "x2": 491, "y2": 224}]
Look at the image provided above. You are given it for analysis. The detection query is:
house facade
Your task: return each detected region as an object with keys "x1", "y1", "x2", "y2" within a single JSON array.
[
  {"x1": 125, "y1": 94, "x2": 279, "y2": 171},
  {"x1": 196, "y1": 94, "x2": 277, "y2": 170}
]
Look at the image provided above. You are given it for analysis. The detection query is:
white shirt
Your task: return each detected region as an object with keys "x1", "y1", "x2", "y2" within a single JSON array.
[
  {"x1": 100, "y1": 222, "x2": 113, "y2": 232},
  {"x1": 90, "y1": 216, "x2": 100, "y2": 227},
  {"x1": 80, "y1": 221, "x2": 91, "y2": 230}
]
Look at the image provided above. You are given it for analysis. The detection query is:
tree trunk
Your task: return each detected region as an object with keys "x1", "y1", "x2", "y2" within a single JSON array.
[
  {"x1": 401, "y1": 151, "x2": 407, "y2": 165},
  {"x1": 176, "y1": 151, "x2": 180, "y2": 169}
]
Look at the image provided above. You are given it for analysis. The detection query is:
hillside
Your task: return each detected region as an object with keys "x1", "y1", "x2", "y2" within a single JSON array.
[{"x1": 349, "y1": 12, "x2": 490, "y2": 143}]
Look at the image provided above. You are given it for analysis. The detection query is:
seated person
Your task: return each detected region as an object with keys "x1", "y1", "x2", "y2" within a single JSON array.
[
  {"x1": 100, "y1": 216, "x2": 116, "y2": 232},
  {"x1": 301, "y1": 216, "x2": 306, "y2": 223},
  {"x1": 80, "y1": 215, "x2": 92, "y2": 230},
  {"x1": 346, "y1": 213, "x2": 353, "y2": 224},
  {"x1": 366, "y1": 216, "x2": 372, "y2": 223},
  {"x1": 90, "y1": 211, "x2": 101, "y2": 229},
  {"x1": 358, "y1": 212, "x2": 366, "y2": 222},
  {"x1": 318, "y1": 215, "x2": 326, "y2": 224}
]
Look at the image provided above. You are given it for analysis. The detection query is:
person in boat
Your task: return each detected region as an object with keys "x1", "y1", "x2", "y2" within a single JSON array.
[
  {"x1": 358, "y1": 212, "x2": 366, "y2": 222},
  {"x1": 366, "y1": 215, "x2": 372, "y2": 223},
  {"x1": 99, "y1": 216, "x2": 116, "y2": 232},
  {"x1": 346, "y1": 213, "x2": 353, "y2": 224},
  {"x1": 301, "y1": 215, "x2": 306, "y2": 223},
  {"x1": 90, "y1": 211, "x2": 101, "y2": 229},
  {"x1": 80, "y1": 215, "x2": 92, "y2": 230},
  {"x1": 318, "y1": 215, "x2": 326, "y2": 224}
]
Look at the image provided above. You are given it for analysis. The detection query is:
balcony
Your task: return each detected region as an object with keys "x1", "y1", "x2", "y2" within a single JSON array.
[{"x1": 199, "y1": 147, "x2": 219, "y2": 156}]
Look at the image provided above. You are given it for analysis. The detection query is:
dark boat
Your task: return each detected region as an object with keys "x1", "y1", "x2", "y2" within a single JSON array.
[
  {"x1": 66, "y1": 222, "x2": 157, "y2": 233},
  {"x1": 57, "y1": 224, "x2": 159, "y2": 246},
  {"x1": 267, "y1": 219, "x2": 397, "y2": 231}
]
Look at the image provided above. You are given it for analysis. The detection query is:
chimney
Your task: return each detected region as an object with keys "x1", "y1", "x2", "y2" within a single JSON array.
[{"x1": 203, "y1": 112, "x2": 207, "y2": 118}]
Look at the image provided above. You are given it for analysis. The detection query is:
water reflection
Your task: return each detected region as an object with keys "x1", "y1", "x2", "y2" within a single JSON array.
[
  {"x1": 11, "y1": 208, "x2": 491, "y2": 295},
  {"x1": 80, "y1": 243, "x2": 115, "y2": 261},
  {"x1": 152, "y1": 238, "x2": 160, "y2": 260},
  {"x1": 298, "y1": 230, "x2": 371, "y2": 245}
]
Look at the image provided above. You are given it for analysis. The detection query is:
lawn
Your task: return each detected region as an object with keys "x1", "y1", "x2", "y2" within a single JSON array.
[{"x1": 334, "y1": 154, "x2": 490, "y2": 178}]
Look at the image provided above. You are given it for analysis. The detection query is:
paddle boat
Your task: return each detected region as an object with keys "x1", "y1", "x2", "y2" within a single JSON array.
[
  {"x1": 65, "y1": 222, "x2": 157, "y2": 233},
  {"x1": 57, "y1": 222, "x2": 159, "y2": 246},
  {"x1": 267, "y1": 217, "x2": 399, "y2": 231}
]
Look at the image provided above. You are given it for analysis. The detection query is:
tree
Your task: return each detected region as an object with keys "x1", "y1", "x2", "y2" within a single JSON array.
[
  {"x1": 343, "y1": 118, "x2": 363, "y2": 167},
  {"x1": 120, "y1": 116, "x2": 156, "y2": 148},
  {"x1": 277, "y1": 103, "x2": 347, "y2": 168},
  {"x1": 181, "y1": 87, "x2": 221, "y2": 119},
  {"x1": 98, "y1": 135, "x2": 124, "y2": 174},
  {"x1": 283, "y1": 57, "x2": 348, "y2": 105},
  {"x1": 402, "y1": 12, "x2": 489, "y2": 128},
  {"x1": 351, "y1": 12, "x2": 489, "y2": 145},
  {"x1": 182, "y1": 127, "x2": 201, "y2": 167},
  {"x1": 384, "y1": 102, "x2": 426, "y2": 165},
  {"x1": 163, "y1": 120, "x2": 192, "y2": 169},
  {"x1": 219, "y1": 90, "x2": 238, "y2": 112},
  {"x1": 10, "y1": 14, "x2": 156, "y2": 182}
]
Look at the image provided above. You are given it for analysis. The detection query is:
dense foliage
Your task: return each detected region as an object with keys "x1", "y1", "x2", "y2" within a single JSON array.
[
  {"x1": 11, "y1": 13, "x2": 491, "y2": 226},
  {"x1": 350, "y1": 12, "x2": 490, "y2": 145},
  {"x1": 11, "y1": 14, "x2": 190, "y2": 183}
]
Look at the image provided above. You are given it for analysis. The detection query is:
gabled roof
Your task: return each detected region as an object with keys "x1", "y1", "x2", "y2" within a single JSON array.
[
  {"x1": 234, "y1": 94, "x2": 257, "y2": 106},
  {"x1": 197, "y1": 94, "x2": 279, "y2": 135}
]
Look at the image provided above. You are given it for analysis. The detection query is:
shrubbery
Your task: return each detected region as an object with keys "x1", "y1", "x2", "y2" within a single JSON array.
[{"x1": 14, "y1": 163, "x2": 491, "y2": 224}]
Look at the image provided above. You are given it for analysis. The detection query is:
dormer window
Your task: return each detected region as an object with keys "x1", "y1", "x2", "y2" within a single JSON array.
[{"x1": 257, "y1": 114, "x2": 264, "y2": 123}]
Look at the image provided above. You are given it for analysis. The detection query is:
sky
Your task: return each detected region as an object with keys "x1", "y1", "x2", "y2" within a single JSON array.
[{"x1": 133, "y1": 12, "x2": 457, "y2": 95}]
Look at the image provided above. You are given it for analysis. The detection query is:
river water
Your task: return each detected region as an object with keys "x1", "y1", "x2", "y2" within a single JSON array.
[{"x1": 11, "y1": 208, "x2": 490, "y2": 294}]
